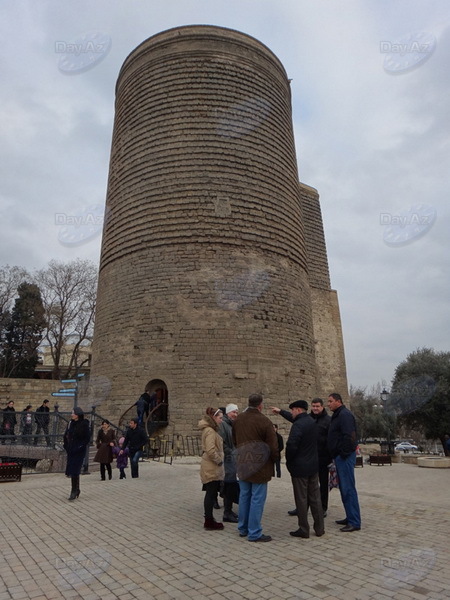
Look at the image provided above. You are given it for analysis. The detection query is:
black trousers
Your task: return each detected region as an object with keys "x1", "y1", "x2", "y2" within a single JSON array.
[
  {"x1": 203, "y1": 480, "x2": 221, "y2": 519},
  {"x1": 100, "y1": 463, "x2": 112, "y2": 480}
]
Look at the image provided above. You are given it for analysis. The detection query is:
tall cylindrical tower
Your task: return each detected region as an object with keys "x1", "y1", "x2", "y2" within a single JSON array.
[{"x1": 91, "y1": 25, "x2": 319, "y2": 432}]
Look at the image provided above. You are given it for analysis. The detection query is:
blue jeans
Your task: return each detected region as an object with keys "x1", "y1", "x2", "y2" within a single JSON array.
[
  {"x1": 238, "y1": 480, "x2": 268, "y2": 540},
  {"x1": 130, "y1": 449, "x2": 143, "y2": 478},
  {"x1": 335, "y1": 452, "x2": 361, "y2": 528}
]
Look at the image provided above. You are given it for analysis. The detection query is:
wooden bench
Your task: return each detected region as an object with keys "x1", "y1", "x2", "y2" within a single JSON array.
[
  {"x1": 0, "y1": 463, "x2": 22, "y2": 482},
  {"x1": 369, "y1": 454, "x2": 392, "y2": 466}
]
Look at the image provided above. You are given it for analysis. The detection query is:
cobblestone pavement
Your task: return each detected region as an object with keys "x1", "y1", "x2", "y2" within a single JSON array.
[{"x1": 0, "y1": 459, "x2": 449, "y2": 600}]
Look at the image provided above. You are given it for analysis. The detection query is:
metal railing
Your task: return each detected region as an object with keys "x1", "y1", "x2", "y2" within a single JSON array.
[{"x1": 1, "y1": 407, "x2": 201, "y2": 474}]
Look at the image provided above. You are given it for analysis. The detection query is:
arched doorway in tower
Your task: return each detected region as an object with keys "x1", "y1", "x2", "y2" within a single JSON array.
[{"x1": 145, "y1": 379, "x2": 168, "y2": 427}]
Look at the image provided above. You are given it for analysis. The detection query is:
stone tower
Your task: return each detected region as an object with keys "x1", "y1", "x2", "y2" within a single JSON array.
[{"x1": 90, "y1": 25, "x2": 348, "y2": 434}]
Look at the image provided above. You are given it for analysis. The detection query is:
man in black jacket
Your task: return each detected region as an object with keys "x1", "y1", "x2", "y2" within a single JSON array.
[
  {"x1": 310, "y1": 398, "x2": 332, "y2": 516},
  {"x1": 327, "y1": 393, "x2": 361, "y2": 532},
  {"x1": 1, "y1": 401, "x2": 17, "y2": 444},
  {"x1": 285, "y1": 400, "x2": 324, "y2": 538},
  {"x1": 271, "y1": 398, "x2": 331, "y2": 517},
  {"x1": 120, "y1": 418, "x2": 148, "y2": 478},
  {"x1": 34, "y1": 399, "x2": 51, "y2": 446}
]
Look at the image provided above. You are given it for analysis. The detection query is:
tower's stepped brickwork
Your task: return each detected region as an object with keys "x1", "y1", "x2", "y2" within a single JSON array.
[
  {"x1": 299, "y1": 183, "x2": 331, "y2": 291},
  {"x1": 90, "y1": 26, "x2": 347, "y2": 433},
  {"x1": 102, "y1": 27, "x2": 307, "y2": 270}
]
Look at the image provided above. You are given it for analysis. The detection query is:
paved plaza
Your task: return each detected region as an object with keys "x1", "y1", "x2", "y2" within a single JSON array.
[{"x1": 0, "y1": 457, "x2": 449, "y2": 600}]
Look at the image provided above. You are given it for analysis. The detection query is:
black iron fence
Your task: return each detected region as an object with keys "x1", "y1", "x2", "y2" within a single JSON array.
[{"x1": 0, "y1": 407, "x2": 201, "y2": 474}]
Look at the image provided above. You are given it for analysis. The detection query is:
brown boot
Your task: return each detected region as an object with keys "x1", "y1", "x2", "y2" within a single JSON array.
[{"x1": 204, "y1": 517, "x2": 224, "y2": 530}]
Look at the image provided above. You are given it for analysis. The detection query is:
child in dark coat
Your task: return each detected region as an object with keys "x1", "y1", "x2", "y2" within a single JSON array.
[{"x1": 112, "y1": 437, "x2": 129, "y2": 479}]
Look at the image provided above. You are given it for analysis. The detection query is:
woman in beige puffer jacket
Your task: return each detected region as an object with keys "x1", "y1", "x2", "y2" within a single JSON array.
[{"x1": 198, "y1": 407, "x2": 225, "y2": 530}]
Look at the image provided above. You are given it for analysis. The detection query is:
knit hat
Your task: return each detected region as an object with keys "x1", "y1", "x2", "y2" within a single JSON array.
[
  {"x1": 226, "y1": 403, "x2": 239, "y2": 414},
  {"x1": 73, "y1": 406, "x2": 84, "y2": 416}
]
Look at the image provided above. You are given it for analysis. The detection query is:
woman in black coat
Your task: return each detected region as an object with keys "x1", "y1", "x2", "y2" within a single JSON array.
[
  {"x1": 63, "y1": 407, "x2": 90, "y2": 501},
  {"x1": 93, "y1": 420, "x2": 116, "y2": 480}
]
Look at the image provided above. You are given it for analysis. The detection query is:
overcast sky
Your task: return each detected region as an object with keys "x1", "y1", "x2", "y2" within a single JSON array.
[{"x1": 1, "y1": 0, "x2": 448, "y2": 392}]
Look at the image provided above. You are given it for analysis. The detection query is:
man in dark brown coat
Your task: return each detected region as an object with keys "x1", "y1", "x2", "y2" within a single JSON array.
[{"x1": 232, "y1": 393, "x2": 279, "y2": 542}]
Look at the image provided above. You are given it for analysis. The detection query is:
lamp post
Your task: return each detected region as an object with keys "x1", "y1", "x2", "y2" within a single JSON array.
[{"x1": 380, "y1": 388, "x2": 392, "y2": 454}]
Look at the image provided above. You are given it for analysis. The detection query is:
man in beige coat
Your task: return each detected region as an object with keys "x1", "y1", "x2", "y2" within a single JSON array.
[{"x1": 232, "y1": 394, "x2": 279, "y2": 542}]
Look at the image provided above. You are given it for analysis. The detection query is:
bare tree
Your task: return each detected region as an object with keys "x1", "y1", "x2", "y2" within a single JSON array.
[
  {"x1": 0, "y1": 265, "x2": 30, "y2": 313},
  {"x1": 36, "y1": 259, "x2": 98, "y2": 379}
]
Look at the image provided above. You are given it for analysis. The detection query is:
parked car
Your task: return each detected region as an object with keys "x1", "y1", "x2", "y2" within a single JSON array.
[{"x1": 394, "y1": 442, "x2": 418, "y2": 452}]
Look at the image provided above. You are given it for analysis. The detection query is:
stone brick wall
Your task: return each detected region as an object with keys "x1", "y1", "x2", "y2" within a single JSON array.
[
  {"x1": 0, "y1": 379, "x2": 66, "y2": 411},
  {"x1": 89, "y1": 25, "x2": 348, "y2": 435},
  {"x1": 310, "y1": 288, "x2": 349, "y2": 401},
  {"x1": 299, "y1": 182, "x2": 349, "y2": 401}
]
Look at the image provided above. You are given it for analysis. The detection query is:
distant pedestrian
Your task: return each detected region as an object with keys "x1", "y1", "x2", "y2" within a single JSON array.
[
  {"x1": 1, "y1": 401, "x2": 17, "y2": 444},
  {"x1": 232, "y1": 393, "x2": 279, "y2": 542},
  {"x1": 112, "y1": 436, "x2": 129, "y2": 479},
  {"x1": 21, "y1": 405, "x2": 33, "y2": 444},
  {"x1": 273, "y1": 423, "x2": 284, "y2": 478},
  {"x1": 135, "y1": 394, "x2": 146, "y2": 427},
  {"x1": 327, "y1": 393, "x2": 361, "y2": 532},
  {"x1": 120, "y1": 418, "x2": 148, "y2": 478},
  {"x1": 285, "y1": 400, "x2": 324, "y2": 539},
  {"x1": 198, "y1": 407, "x2": 225, "y2": 530},
  {"x1": 93, "y1": 420, "x2": 116, "y2": 480},
  {"x1": 34, "y1": 399, "x2": 51, "y2": 446},
  {"x1": 63, "y1": 407, "x2": 90, "y2": 501}
]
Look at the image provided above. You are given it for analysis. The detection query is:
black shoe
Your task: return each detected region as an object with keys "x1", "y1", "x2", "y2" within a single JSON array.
[
  {"x1": 315, "y1": 530, "x2": 325, "y2": 537},
  {"x1": 340, "y1": 525, "x2": 360, "y2": 532},
  {"x1": 223, "y1": 513, "x2": 238, "y2": 523},
  {"x1": 249, "y1": 535, "x2": 272, "y2": 542},
  {"x1": 213, "y1": 501, "x2": 221, "y2": 509},
  {"x1": 68, "y1": 492, "x2": 77, "y2": 501},
  {"x1": 335, "y1": 518, "x2": 348, "y2": 525},
  {"x1": 289, "y1": 529, "x2": 309, "y2": 538},
  {"x1": 239, "y1": 532, "x2": 248, "y2": 537},
  {"x1": 288, "y1": 508, "x2": 298, "y2": 516}
]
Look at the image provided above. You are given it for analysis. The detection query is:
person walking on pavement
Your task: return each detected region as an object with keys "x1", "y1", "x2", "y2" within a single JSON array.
[
  {"x1": 112, "y1": 436, "x2": 129, "y2": 479},
  {"x1": 93, "y1": 420, "x2": 116, "y2": 480},
  {"x1": 232, "y1": 393, "x2": 279, "y2": 542},
  {"x1": 284, "y1": 400, "x2": 324, "y2": 539},
  {"x1": 219, "y1": 403, "x2": 240, "y2": 523},
  {"x1": 63, "y1": 407, "x2": 90, "y2": 501},
  {"x1": 120, "y1": 418, "x2": 148, "y2": 478},
  {"x1": 327, "y1": 392, "x2": 361, "y2": 532},
  {"x1": 199, "y1": 407, "x2": 225, "y2": 530},
  {"x1": 34, "y1": 399, "x2": 51, "y2": 446}
]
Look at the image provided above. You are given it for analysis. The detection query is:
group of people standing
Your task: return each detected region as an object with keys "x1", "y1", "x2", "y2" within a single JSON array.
[
  {"x1": 199, "y1": 392, "x2": 361, "y2": 541},
  {"x1": 0, "y1": 399, "x2": 51, "y2": 445}
]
